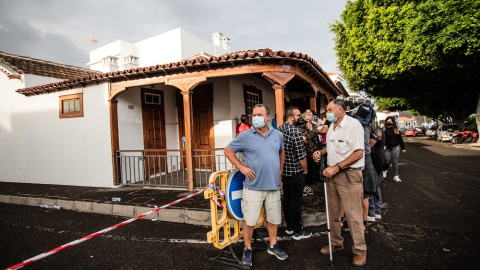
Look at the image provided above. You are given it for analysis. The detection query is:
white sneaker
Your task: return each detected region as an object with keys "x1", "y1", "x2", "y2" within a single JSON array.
[
  {"x1": 382, "y1": 170, "x2": 388, "y2": 178},
  {"x1": 367, "y1": 216, "x2": 376, "y2": 222},
  {"x1": 393, "y1": 175, "x2": 402, "y2": 182}
]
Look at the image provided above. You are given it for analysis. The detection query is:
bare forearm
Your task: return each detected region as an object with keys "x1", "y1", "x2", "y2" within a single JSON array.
[
  {"x1": 224, "y1": 147, "x2": 245, "y2": 170},
  {"x1": 338, "y1": 149, "x2": 363, "y2": 169}
]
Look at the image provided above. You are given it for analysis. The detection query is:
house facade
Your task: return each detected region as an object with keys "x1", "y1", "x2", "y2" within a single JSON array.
[{"x1": 1, "y1": 28, "x2": 345, "y2": 190}]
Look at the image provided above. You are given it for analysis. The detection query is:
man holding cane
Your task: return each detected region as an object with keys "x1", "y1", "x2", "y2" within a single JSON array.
[{"x1": 313, "y1": 99, "x2": 367, "y2": 267}]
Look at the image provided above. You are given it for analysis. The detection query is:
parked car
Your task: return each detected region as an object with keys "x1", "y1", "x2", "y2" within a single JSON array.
[
  {"x1": 405, "y1": 129, "x2": 417, "y2": 137},
  {"x1": 400, "y1": 127, "x2": 407, "y2": 136},
  {"x1": 436, "y1": 124, "x2": 462, "y2": 142},
  {"x1": 426, "y1": 126, "x2": 437, "y2": 137},
  {"x1": 414, "y1": 126, "x2": 425, "y2": 136}
]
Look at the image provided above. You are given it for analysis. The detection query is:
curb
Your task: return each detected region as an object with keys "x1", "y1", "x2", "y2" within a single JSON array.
[{"x1": 0, "y1": 195, "x2": 326, "y2": 227}]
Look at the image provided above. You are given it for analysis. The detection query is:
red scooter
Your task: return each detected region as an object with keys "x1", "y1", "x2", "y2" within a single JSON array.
[{"x1": 452, "y1": 131, "x2": 479, "y2": 144}]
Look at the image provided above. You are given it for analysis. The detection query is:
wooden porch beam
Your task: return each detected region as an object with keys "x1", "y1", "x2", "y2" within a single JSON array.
[{"x1": 109, "y1": 63, "x2": 291, "y2": 99}]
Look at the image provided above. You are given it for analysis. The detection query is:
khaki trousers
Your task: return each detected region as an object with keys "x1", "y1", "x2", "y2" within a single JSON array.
[{"x1": 326, "y1": 169, "x2": 367, "y2": 255}]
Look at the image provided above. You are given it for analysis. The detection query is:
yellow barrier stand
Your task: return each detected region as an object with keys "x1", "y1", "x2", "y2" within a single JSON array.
[{"x1": 204, "y1": 169, "x2": 265, "y2": 250}]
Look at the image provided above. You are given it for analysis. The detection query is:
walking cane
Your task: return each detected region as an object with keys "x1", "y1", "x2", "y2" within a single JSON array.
[
  {"x1": 320, "y1": 160, "x2": 334, "y2": 266},
  {"x1": 324, "y1": 177, "x2": 334, "y2": 266}
]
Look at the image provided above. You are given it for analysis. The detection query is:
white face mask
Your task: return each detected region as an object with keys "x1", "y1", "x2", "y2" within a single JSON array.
[{"x1": 252, "y1": 116, "x2": 266, "y2": 128}]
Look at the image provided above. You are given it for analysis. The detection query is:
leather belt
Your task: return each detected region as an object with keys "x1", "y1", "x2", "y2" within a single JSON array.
[{"x1": 345, "y1": 167, "x2": 362, "y2": 171}]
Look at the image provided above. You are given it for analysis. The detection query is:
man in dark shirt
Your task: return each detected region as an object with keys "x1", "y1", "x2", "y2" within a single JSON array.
[{"x1": 278, "y1": 107, "x2": 312, "y2": 240}]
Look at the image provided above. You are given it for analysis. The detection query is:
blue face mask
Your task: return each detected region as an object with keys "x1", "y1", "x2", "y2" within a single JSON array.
[
  {"x1": 326, "y1": 112, "x2": 337, "y2": 123},
  {"x1": 252, "y1": 116, "x2": 266, "y2": 128}
]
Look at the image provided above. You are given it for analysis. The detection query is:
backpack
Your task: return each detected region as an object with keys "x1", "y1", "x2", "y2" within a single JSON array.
[{"x1": 348, "y1": 102, "x2": 375, "y2": 126}]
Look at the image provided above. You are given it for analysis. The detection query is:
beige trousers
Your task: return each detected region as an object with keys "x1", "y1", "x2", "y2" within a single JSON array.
[{"x1": 326, "y1": 169, "x2": 367, "y2": 255}]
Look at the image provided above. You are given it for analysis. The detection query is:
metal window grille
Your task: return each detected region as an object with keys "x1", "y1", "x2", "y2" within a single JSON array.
[{"x1": 246, "y1": 91, "x2": 260, "y2": 122}]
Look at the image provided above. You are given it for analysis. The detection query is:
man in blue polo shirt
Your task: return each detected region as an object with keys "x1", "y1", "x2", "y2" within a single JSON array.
[{"x1": 224, "y1": 104, "x2": 287, "y2": 267}]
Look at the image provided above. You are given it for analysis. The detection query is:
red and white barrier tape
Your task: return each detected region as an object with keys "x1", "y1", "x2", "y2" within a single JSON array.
[{"x1": 4, "y1": 184, "x2": 215, "y2": 270}]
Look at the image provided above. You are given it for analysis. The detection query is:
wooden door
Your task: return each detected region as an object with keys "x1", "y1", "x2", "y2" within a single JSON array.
[{"x1": 142, "y1": 90, "x2": 167, "y2": 176}]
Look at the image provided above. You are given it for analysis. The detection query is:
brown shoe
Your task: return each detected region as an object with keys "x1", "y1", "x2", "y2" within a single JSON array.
[
  {"x1": 320, "y1": 245, "x2": 344, "y2": 255},
  {"x1": 352, "y1": 254, "x2": 367, "y2": 267}
]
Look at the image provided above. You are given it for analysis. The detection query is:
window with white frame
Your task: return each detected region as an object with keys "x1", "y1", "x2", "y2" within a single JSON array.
[
  {"x1": 145, "y1": 93, "x2": 161, "y2": 105},
  {"x1": 59, "y1": 93, "x2": 83, "y2": 118}
]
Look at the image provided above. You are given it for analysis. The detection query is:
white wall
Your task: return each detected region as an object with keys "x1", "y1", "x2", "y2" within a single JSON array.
[
  {"x1": 180, "y1": 28, "x2": 227, "y2": 58},
  {"x1": 0, "y1": 73, "x2": 114, "y2": 187},
  {"x1": 218, "y1": 75, "x2": 275, "y2": 146},
  {"x1": 116, "y1": 85, "x2": 181, "y2": 174},
  {"x1": 117, "y1": 87, "x2": 144, "y2": 150},
  {"x1": 88, "y1": 28, "x2": 229, "y2": 72}
]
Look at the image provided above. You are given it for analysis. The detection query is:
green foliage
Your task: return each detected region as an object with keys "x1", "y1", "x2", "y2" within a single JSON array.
[
  {"x1": 374, "y1": 97, "x2": 407, "y2": 111},
  {"x1": 331, "y1": 0, "x2": 480, "y2": 124}
]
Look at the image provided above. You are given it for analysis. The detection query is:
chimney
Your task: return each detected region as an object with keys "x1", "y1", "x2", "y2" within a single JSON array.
[
  {"x1": 222, "y1": 37, "x2": 231, "y2": 52},
  {"x1": 212, "y1": 32, "x2": 223, "y2": 47}
]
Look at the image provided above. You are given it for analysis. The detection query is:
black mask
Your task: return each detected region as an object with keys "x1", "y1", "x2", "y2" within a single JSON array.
[
  {"x1": 241, "y1": 119, "x2": 246, "y2": 123},
  {"x1": 295, "y1": 117, "x2": 306, "y2": 126},
  {"x1": 386, "y1": 123, "x2": 393, "y2": 128}
]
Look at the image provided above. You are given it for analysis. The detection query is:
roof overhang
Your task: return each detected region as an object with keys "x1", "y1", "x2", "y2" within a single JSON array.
[{"x1": 17, "y1": 49, "x2": 345, "y2": 97}]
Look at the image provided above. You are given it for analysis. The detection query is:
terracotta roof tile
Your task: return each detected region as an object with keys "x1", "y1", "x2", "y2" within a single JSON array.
[
  {"x1": 17, "y1": 48, "x2": 345, "y2": 96},
  {"x1": 0, "y1": 51, "x2": 100, "y2": 80}
]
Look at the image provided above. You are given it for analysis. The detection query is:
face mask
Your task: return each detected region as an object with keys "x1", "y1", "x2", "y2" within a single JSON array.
[
  {"x1": 252, "y1": 116, "x2": 266, "y2": 128},
  {"x1": 326, "y1": 112, "x2": 337, "y2": 123},
  {"x1": 386, "y1": 122, "x2": 393, "y2": 128},
  {"x1": 241, "y1": 119, "x2": 246, "y2": 123}
]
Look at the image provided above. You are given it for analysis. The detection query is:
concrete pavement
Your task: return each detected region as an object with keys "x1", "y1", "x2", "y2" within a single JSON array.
[{"x1": 0, "y1": 181, "x2": 326, "y2": 227}]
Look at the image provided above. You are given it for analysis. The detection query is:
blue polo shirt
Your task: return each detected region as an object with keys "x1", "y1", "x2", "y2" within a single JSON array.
[{"x1": 228, "y1": 126, "x2": 284, "y2": 190}]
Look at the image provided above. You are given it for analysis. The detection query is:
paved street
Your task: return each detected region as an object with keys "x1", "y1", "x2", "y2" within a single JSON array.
[{"x1": 1, "y1": 137, "x2": 479, "y2": 270}]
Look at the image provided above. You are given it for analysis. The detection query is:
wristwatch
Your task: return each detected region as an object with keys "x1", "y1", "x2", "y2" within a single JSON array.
[{"x1": 336, "y1": 163, "x2": 342, "y2": 172}]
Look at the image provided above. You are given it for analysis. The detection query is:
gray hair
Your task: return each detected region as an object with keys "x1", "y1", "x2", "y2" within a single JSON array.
[
  {"x1": 331, "y1": 99, "x2": 346, "y2": 111},
  {"x1": 253, "y1": 104, "x2": 270, "y2": 116}
]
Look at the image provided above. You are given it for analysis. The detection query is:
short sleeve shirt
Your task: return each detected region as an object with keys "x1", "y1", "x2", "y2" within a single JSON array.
[
  {"x1": 227, "y1": 127, "x2": 284, "y2": 190},
  {"x1": 326, "y1": 115, "x2": 365, "y2": 168},
  {"x1": 278, "y1": 122, "x2": 307, "y2": 176},
  {"x1": 236, "y1": 123, "x2": 252, "y2": 134}
]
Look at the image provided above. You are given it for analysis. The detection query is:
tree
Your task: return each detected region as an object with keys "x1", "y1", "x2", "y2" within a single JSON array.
[{"x1": 331, "y1": 0, "x2": 480, "y2": 131}]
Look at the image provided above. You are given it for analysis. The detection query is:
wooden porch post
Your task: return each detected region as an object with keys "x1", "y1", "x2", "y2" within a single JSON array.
[
  {"x1": 262, "y1": 72, "x2": 295, "y2": 127},
  {"x1": 310, "y1": 96, "x2": 316, "y2": 112},
  {"x1": 274, "y1": 84, "x2": 286, "y2": 126},
  {"x1": 181, "y1": 91, "x2": 195, "y2": 191},
  {"x1": 109, "y1": 99, "x2": 120, "y2": 186},
  {"x1": 166, "y1": 76, "x2": 206, "y2": 191}
]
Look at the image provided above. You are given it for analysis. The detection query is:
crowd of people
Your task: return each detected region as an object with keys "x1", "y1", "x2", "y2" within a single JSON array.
[{"x1": 225, "y1": 100, "x2": 406, "y2": 267}]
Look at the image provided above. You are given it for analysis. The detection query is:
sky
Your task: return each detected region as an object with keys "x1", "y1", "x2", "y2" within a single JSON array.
[{"x1": 0, "y1": 0, "x2": 348, "y2": 74}]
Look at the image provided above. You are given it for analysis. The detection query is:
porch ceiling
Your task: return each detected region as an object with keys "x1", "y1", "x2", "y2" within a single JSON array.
[{"x1": 16, "y1": 49, "x2": 345, "y2": 97}]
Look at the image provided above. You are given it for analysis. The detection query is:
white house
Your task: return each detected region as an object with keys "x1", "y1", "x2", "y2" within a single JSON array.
[{"x1": 1, "y1": 28, "x2": 345, "y2": 190}]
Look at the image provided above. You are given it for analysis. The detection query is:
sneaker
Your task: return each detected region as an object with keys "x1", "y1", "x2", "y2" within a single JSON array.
[
  {"x1": 303, "y1": 187, "x2": 309, "y2": 196},
  {"x1": 242, "y1": 248, "x2": 253, "y2": 266},
  {"x1": 375, "y1": 214, "x2": 382, "y2": 219},
  {"x1": 285, "y1": 227, "x2": 294, "y2": 235},
  {"x1": 267, "y1": 244, "x2": 289, "y2": 260},
  {"x1": 367, "y1": 216, "x2": 375, "y2": 222},
  {"x1": 382, "y1": 170, "x2": 388, "y2": 178},
  {"x1": 393, "y1": 175, "x2": 402, "y2": 182},
  {"x1": 308, "y1": 187, "x2": 314, "y2": 195},
  {"x1": 292, "y1": 229, "x2": 312, "y2": 240}
]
